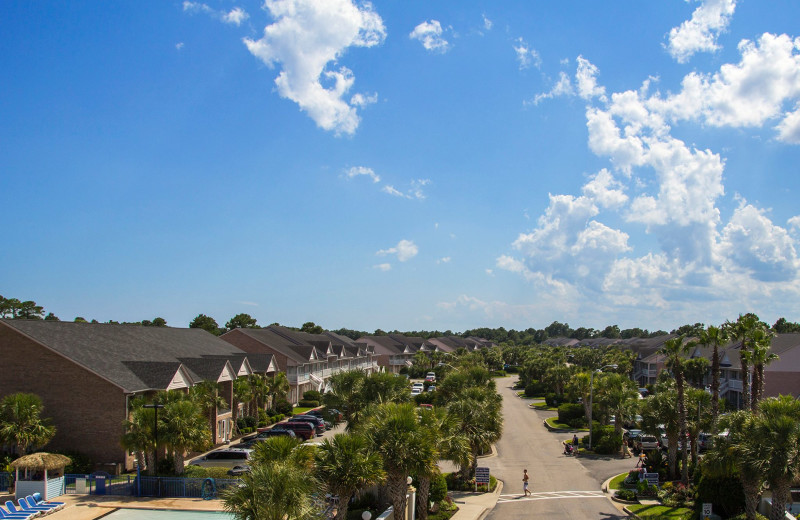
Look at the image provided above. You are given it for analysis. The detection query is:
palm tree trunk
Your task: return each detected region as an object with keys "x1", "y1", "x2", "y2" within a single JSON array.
[
  {"x1": 742, "y1": 479, "x2": 761, "y2": 520},
  {"x1": 711, "y1": 345, "x2": 720, "y2": 429},
  {"x1": 333, "y1": 491, "x2": 353, "y2": 520},
  {"x1": 740, "y1": 351, "x2": 750, "y2": 411},
  {"x1": 677, "y1": 372, "x2": 688, "y2": 485},
  {"x1": 769, "y1": 477, "x2": 790, "y2": 520},
  {"x1": 146, "y1": 452, "x2": 156, "y2": 476},
  {"x1": 667, "y1": 436, "x2": 678, "y2": 481},
  {"x1": 416, "y1": 476, "x2": 431, "y2": 520},
  {"x1": 387, "y1": 473, "x2": 409, "y2": 520},
  {"x1": 173, "y1": 450, "x2": 185, "y2": 475}
]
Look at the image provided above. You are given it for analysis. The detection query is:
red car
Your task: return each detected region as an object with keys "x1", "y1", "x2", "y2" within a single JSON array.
[{"x1": 272, "y1": 421, "x2": 314, "y2": 441}]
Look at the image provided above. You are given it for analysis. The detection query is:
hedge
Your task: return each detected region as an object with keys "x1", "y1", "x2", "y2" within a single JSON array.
[
  {"x1": 298, "y1": 399, "x2": 320, "y2": 408},
  {"x1": 557, "y1": 403, "x2": 584, "y2": 424}
]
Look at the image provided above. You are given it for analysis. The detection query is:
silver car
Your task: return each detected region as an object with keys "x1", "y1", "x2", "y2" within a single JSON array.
[{"x1": 189, "y1": 448, "x2": 253, "y2": 469}]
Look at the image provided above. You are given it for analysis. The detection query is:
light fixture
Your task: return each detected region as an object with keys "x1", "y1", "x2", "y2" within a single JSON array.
[
  {"x1": 407, "y1": 476, "x2": 413, "y2": 486},
  {"x1": 362, "y1": 511, "x2": 372, "y2": 520}
]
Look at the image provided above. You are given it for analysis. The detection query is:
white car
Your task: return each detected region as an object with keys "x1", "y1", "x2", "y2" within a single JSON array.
[{"x1": 410, "y1": 387, "x2": 423, "y2": 396}]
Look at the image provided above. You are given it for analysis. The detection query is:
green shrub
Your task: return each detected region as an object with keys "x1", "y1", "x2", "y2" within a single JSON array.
[
  {"x1": 303, "y1": 390, "x2": 322, "y2": 402},
  {"x1": 274, "y1": 398, "x2": 293, "y2": 416},
  {"x1": 259, "y1": 409, "x2": 268, "y2": 423},
  {"x1": 591, "y1": 425, "x2": 621, "y2": 454},
  {"x1": 545, "y1": 393, "x2": 566, "y2": 407},
  {"x1": 298, "y1": 399, "x2": 320, "y2": 408},
  {"x1": 489, "y1": 370, "x2": 506, "y2": 377},
  {"x1": 557, "y1": 403, "x2": 584, "y2": 424},
  {"x1": 524, "y1": 381, "x2": 547, "y2": 397},
  {"x1": 695, "y1": 473, "x2": 745, "y2": 519},
  {"x1": 615, "y1": 489, "x2": 637, "y2": 501},
  {"x1": 183, "y1": 466, "x2": 236, "y2": 479},
  {"x1": 52, "y1": 449, "x2": 95, "y2": 474},
  {"x1": 429, "y1": 472, "x2": 448, "y2": 503}
]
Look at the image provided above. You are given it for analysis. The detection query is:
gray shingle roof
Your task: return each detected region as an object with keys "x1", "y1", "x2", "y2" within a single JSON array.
[{"x1": 1, "y1": 319, "x2": 251, "y2": 393}]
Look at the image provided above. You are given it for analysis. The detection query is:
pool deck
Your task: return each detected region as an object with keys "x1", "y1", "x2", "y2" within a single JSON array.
[{"x1": 9, "y1": 494, "x2": 226, "y2": 520}]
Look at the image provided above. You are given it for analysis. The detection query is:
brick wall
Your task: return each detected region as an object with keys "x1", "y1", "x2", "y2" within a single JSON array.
[{"x1": 0, "y1": 323, "x2": 129, "y2": 470}]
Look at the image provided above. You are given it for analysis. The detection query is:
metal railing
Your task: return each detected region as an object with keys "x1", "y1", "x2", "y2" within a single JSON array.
[
  {"x1": 64, "y1": 474, "x2": 241, "y2": 498},
  {"x1": 0, "y1": 472, "x2": 13, "y2": 492}
]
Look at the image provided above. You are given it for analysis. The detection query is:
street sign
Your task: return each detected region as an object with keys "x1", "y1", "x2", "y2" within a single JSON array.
[
  {"x1": 475, "y1": 467, "x2": 490, "y2": 484},
  {"x1": 643, "y1": 473, "x2": 659, "y2": 486},
  {"x1": 702, "y1": 503, "x2": 712, "y2": 518}
]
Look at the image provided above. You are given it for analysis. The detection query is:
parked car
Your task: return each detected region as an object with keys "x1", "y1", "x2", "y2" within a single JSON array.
[
  {"x1": 308, "y1": 407, "x2": 342, "y2": 423},
  {"x1": 427, "y1": 385, "x2": 436, "y2": 392},
  {"x1": 272, "y1": 421, "x2": 315, "y2": 440},
  {"x1": 634, "y1": 435, "x2": 660, "y2": 452},
  {"x1": 624, "y1": 429, "x2": 642, "y2": 447},
  {"x1": 289, "y1": 415, "x2": 326, "y2": 435},
  {"x1": 242, "y1": 428, "x2": 298, "y2": 442},
  {"x1": 425, "y1": 372, "x2": 436, "y2": 383},
  {"x1": 189, "y1": 448, "x2": 253, "y2": 469},
  {"x1": 410, "y1": 387, "x2": 423, "y2": 396},
  {"x1": 698, "y1": 432, "x2": 714, "y2": 452}
]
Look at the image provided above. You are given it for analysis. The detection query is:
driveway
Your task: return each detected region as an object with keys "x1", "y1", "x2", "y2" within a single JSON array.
[{"x1": 481, "y1": 377, "x2": 632, "y2": 520}]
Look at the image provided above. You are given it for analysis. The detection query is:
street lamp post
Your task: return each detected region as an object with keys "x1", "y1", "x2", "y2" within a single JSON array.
[
  {"x1": 587, "y1": 364, "x2": 618, "y2": 451},
  {"x1": 142, "y1": 402, "x2": 165, "y2": 476},
  {"x1": 436, "y1": 362, "x2": 459, "y2": 371}
]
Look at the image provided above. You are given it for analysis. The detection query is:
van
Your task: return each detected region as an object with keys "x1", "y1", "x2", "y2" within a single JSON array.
[
  {"x1": 272, "y1": 421, "x2": 315, "y2": 441},
  {"x1": 189, "y1": 448, "x2": 252, "y2": 469}
]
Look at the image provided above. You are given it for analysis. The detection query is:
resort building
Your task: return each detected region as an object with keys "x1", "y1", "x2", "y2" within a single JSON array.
[
  {"x1": 220, "y1": 325, "x2": 378, "y2": 403},
  {"x1": 0, "y1": 319, "x2": 276, "y2": 473}
]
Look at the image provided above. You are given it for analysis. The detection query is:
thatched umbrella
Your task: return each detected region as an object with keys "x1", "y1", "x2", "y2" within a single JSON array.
[{"x1": 10, "y1": 453, "x2": 71, "y2": 472}]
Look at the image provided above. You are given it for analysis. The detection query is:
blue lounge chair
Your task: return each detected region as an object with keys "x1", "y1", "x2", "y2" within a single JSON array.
[
  {"x1": 0, "y1": 504, "x2": 36, "y2": 520},
  {"x1": 3, "y1": 502, "x2": 39, "y2": 518},
  {"x1": 24, "y1": 498, "x2": 59, "y2": 512},
  {"x1": 13, "y1": 500, "x2": 49, "y2": 516},
  {"x1": 29, "y1": 496, "x2": 63, "y2": 510}
]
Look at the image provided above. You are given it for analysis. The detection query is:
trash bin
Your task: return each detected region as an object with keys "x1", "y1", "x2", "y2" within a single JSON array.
[
  {"x1": 95, "y1": 476, "x2": 106, "y2": 495},
  {"x1": 75, "y1": 477, "x2": 87, "y2": 494}
]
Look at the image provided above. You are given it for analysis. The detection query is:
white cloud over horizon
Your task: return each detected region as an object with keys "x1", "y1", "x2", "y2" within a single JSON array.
[
  {"x1": 514, "y1": 38, "x2": 541, "y2": 70},
  {"x1": 497, "y1": 36, "x2": 800, "y2": 325},
  {"x1": 183, "y1": 2, "x2": 249, "y2": 26},
  {"x1": 244, "y1": 0, "x2": 386, "y2": 135}
]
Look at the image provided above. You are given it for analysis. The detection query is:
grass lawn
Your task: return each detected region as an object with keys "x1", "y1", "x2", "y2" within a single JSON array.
[
  {"x1": 533, "y1": 403, "x2": 558, "y2": 411},
  {"x1": 626, "y1": 504, "x2": 693, "y2": 519},
  {"x1": 292, "y1": 407, "x2": 315, "y2": 415},
  {"x1": 545, "y1": 417, "x2": 571, "y2": 429},
  {"x1": 608, "y1": 473, "x2": 629, "y2": 490}
]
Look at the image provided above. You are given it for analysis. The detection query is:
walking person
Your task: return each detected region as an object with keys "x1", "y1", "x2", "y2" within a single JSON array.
[{"x1": 522, "y1": 469, "x2": 531, "y2": 496}]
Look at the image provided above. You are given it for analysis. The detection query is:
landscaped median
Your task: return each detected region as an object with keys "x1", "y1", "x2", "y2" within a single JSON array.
[{"x1": 606, "y1": 472, "x2": 693, "y2": 520}]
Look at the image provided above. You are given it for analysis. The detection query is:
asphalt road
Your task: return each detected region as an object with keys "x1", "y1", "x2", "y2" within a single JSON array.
[{"x1": 482, "y1": 377, "x2": 633, "y2": 520}]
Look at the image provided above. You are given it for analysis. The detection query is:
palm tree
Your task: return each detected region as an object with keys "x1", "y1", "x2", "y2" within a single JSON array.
[
  {"x1": 641, "y1": 384, "x2": 679, "y2": 480},
  {"x1": 361, "y1": 402, "x2": 428, "y2": 520},
  {"x1": 697, "y1": 325, "x2": 729, "y2": 429},
  {"x1": 249, "y1": 435, "x2": 304, "y2": 467},
  {"x1": 232, "y1": 377, "x2": 253, "y2": 433},
  {"x1": 659, "y1": 336, "x2": 691, "y2": 485},
  {"x1": 315, "y1": 433, "x2": 385, "y2": 520},
  {"x1": 727, "y1": 313, "x2": 761, "y2": 410},
  {"x1": 0, "y1": 393, "x2": 56, "y2": 456},
  {"x1": 249, "y1": 374, "x2": 270, "y2": 416},
  {"x1": 414, "y1": 407, "x2": 469, "y2": 520},
  {"x1": 684, "y1": 387, "x2": 711, "y2": 466},
  {"x1": 569, "y1": 372, "x2": 593, "y2": 423},
  {"x1": 746, "y1": 396, "x2": 800, "y2": 520},
  {"x1": 595, "y1": 373, "x2": 639, "y2": 456},
  {"x1": 223, "y1": 460, "x2": 319, "y2": 520},
  {"x1": 161, "y1": 399, "x2": 209, "y2": 474},
  {"x1": 447, "y1": 387, "x2": 503, "y2": 480},
  {"x1": 749, "y1": 328, "x2": 777, "y2": 410},
  {"x1": 268, "y1": 372, "x2": 291, "y2": 408},
  {"x1": 323, "y1": 370, "x2": 367, "y2": 427},
  {"x1": 191, "y1": 380, "x2": 228, "y2": 445},
  {"x1": 121, "y1": 400, "x2": 156, "y2": 475}
]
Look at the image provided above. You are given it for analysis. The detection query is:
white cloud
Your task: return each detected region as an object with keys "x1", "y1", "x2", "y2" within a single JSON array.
[
  {"x1": 176, "y1": 42, "x2": 185, "y2": 51},
  {"x1": 351, "y1": 92, "x2": 378, "y2": 107},
  {"x1": 244, "y1": 0, "x2": 386, "y2": 135},
  {"x1": 485, "y1": 268, "x2": 494, "y2": 276},
  {"x1": 776, "y1": 105, "x2": 800, "y2": 144},
  {"x1": 236, "y1": 300, "x2": 259, "y2": 307},
  {"x1": 514, "y1": 38, "x2": 541, "y2": 70},
  {"x1": 437, "y1": 257, "x2": 451, "y2": 264},
  {"x1": 482, "y1": 14, "x2": 493, "y2": 31},
  {"x1": 223, "y1": 7, "x2": 249, "y2": 26},
  {"x1": 667, "y1": 0, "x2": 736, "y2": 63},
  {"x1": 374, "y1": 263, "x2": 392, "y2": 271},
  {"x1": 576, "y1": 56, "x2": 607, "y2": 102},
  {"x1": 410, "y1": 20, "x2": 449, "y2": 53},
  {"x1": 345, "y1": 166, "x2": 380, "y2": 183},
  {"x1": 529, "y1": 72, "x2": 574, "y2": 105},
  {"x1": 382, "y1": 185, "x2": 404, "y2": 197},
  {"x1": 377, "y1": 239, "x2": 418, "y2": 262},
  {"x1": 501, "y1": 45, "x2": 800, "y2": 320},
  {"x1": 650, "y1": 33, "x2": 800, "y2": 132},
  {"x1": 183, "y1": 1, "x2": 213, "y2": 15}
]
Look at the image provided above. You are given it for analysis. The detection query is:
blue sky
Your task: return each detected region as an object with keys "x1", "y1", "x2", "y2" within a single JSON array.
[{"x1": 2, "y1": 0, "x2": 800, "y2": 333}]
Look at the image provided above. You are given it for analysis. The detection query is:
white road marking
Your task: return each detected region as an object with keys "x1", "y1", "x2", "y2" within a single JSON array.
[{"x1": 497, "y1": 491, "x2": 606, "y2": 503}]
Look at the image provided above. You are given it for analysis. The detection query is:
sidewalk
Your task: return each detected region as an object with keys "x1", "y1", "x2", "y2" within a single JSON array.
[{"x1": 448, "y1": 479, "x2": 503, "y2": 520}]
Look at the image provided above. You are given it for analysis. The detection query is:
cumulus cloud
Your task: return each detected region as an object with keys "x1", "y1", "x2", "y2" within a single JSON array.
[
  {"x1": 437, "y1": 257, "x2": 451, "y2": 264},
  {"x1": 514, "y1": 38, "x2": 541, "y2": 70},
  {"x1": 410, "y1": 20, "x2": 449, "y2": 53},
  {"x1": 381, "y1": 179, "x2": 430, "y2": 199},
  {"x1": 667, "y1": 0, "x2": 736, "y2": 63},
  {"x1": 374, "y1": 263, "x2": 392, "y2": 271},
  {"x1": 351, "y1": 92, "x2": 378, "y2": 107},
  {"x1": 382, "y1": 185, "x2": 404, "y2": 197},
  {"x1": 345, "y1": 166, "x2": 380, "y2": 183},
  {"x1": 482, "y1": 14, "x2": 493, "y2": 31},
  {"x1": 377, "y1": 239, "x2": 418, "y2": 262},
  {"x1": 501, "y1": 37, "x2": 800, "y2": 321},
  {"x1": 176, "y1": 42, "x2": 185, "y2": 51},
  {"x1": 244, "y1": 0, "x2": 386, "y2": 135},
  {"x1": 529, "y1": 72, "x2": 574, "y2": 105}
]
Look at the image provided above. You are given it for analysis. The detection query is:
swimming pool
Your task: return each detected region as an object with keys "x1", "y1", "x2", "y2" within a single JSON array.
[{"x1": 100, "y1": 508, "x2": 234, "y2": 519}]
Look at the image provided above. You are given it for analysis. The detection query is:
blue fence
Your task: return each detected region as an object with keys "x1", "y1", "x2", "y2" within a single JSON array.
[
  {"x1": 64, "y1": 474, "x2": 241, "y2": 499},
  {"x1": 0, "y1": 472, "x2": 13, "y2": 492}
]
